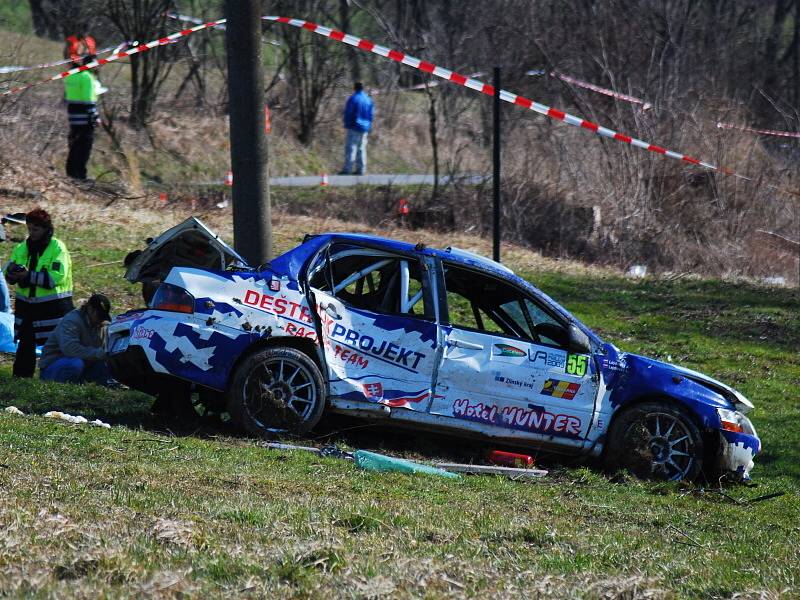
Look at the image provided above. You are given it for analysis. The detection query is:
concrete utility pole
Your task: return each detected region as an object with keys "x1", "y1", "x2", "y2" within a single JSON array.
[
  {"x1": 225, "y1": 0, "x2": 271, "y2": 265},
  {"x1": 492, "y1": 66, "x2": 502, "y2": 263}
]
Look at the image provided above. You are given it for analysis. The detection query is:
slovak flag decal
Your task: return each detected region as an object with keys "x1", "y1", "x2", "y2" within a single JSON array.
[{"x1": 363, "y1": 382, "x2": 384, "y2": 401}]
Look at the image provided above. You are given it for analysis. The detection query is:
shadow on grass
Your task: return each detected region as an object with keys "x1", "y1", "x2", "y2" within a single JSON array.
[
  {"x1": 0, "y1": 369, "x2": 245, "y2": 439},
  {"x1": 307, "y1": 413, "x2": 587, "y2": 471},
  {"x1": 3, "y1": 369, "x2": 792, "y2": 483}
]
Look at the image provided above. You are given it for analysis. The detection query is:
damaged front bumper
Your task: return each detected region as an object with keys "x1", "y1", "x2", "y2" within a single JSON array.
[{"x1": 716, "y1": 413, "x2": 761, "y2": 482}]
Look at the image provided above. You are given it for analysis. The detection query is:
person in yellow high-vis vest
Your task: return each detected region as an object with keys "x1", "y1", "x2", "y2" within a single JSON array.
[
  {"x1": 63, "y1": 54, "x2": 101, "y2": 180},
  {"x1": 4, "y1": 208, "x2": 74, "y2": 377}
]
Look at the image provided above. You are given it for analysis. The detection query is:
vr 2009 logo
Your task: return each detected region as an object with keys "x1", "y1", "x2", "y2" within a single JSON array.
[{"x1": 528, "y1": 349, "x2": 566, "y2": 369}]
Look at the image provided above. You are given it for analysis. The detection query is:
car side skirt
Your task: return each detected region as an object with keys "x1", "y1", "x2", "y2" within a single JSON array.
[{"x1": 329, "y1": 398, "x2": 588, "y2": 455}]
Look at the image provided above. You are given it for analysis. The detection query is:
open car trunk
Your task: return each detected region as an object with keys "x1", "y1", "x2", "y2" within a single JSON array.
[{"x1": 124, "y1": 217, "x2": 248, "y2": 285}]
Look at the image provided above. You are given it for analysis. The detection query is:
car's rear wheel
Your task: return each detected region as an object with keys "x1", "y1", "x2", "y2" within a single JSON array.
[
  {"x1": 604, "y1": 401, "x2": 703, "y2": 481},
  {"x1": 227, "y1": 347, "x2": 325, "y2": 437}
]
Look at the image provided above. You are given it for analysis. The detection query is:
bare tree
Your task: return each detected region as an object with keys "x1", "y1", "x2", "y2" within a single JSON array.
[
  {"x1": 270, "y1": 0, "x2": 346, "y2": 145},
  {"x1": 28, "y1": 0, "x2": 65, "y2": 39},
  {"x1": 105, "y1": 0, "x2": 176, "y2": 128},
  {"x1": 28, "y1": 0, "x2": 114, "y2": 43},
  {"x1": 339, "y1": 0, "x2": 361, "y2": 82}
]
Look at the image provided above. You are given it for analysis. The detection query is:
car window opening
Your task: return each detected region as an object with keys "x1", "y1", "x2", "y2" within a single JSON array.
[
  {"x1": 310, "y1": 244, "x2": 429, "y2": 318},
  {"x1": 444, "y1": 263, "x2": 568, "y2": 348}
]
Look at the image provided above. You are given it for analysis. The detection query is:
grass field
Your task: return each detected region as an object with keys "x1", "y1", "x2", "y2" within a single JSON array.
[{"x1": 0, "y1": 207, "x2": 798, "y2": 598}]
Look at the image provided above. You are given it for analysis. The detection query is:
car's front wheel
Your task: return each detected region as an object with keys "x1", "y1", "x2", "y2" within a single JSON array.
[
  {"x1": 227, "y1": 347, "x2": 325, "y2": 437},
  {"x1": 604, "y1": 401, "x2": 703, "y2": 481}
]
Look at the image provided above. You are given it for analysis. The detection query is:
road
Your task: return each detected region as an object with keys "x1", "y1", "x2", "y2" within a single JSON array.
[{"x1": 195, "y1": 174, "x2": 487, "y2": 187}]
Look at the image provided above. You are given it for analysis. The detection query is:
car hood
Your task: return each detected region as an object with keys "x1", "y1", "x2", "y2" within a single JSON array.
[
  {"x1": 606, "y1": 344, "x2": 754, "y2": 414},
  {"x1": 124, "y1": 217, "x2": 247, "y2": 284},
  {"x1": 661, "y1": 359, "x2": 754, "y2": 413}
]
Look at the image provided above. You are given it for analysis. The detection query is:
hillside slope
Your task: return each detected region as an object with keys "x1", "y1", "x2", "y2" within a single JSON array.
[{"x1": 0, "y1": 194, "x2": 797, "y2": 598}]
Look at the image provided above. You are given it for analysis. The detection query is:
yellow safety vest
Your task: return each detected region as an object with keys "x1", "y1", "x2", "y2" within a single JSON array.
[{"x1": 6, "y1": 237, "x2": 73, "y2": 302}]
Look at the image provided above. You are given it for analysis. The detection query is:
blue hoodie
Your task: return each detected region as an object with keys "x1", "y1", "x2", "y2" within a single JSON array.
[{"x1": 343, "y1": 90, "x2": 374, "y2": 132}]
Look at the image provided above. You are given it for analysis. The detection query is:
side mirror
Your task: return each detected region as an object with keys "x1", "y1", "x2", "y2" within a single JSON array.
[{"x1": 568, "y1": 324, "x2": 591, "y2": 354}]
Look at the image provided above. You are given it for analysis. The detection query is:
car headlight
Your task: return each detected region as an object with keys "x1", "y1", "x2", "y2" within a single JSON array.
[{"x1": 716, "y1": 407, "x2": 755, "y2": 435}]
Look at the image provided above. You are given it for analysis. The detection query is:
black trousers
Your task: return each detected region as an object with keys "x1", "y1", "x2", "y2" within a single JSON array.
[
  {"x1": 13, "y1": 320, "x2": 36, "y2": 378},
  {"x1": 66, "y1": 124, "x2": 95, "y2": 180},
  {"x1": 13, "y1": 296, "x2": 73, "y2": 378}
]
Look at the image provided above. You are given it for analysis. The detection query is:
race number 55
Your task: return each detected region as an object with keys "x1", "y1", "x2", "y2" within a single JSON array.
[{"x1": 566, "y1": 354, "x2": 588, "y2": 377}]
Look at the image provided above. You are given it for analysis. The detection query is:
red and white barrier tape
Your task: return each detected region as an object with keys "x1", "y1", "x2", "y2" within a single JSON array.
[
  {"x1": 549, "y1": 73, "x2": 800, "y2": 144},
  {"x1": 548, "y1": 72, "x2": 800, "y2": 144},
  {"x1": 168, "y1": 12, "x2": 280, "y2": 45},
  {"x1": 167, "y1": 11, "x2": 226, "y2": 31},
  {"x1": 264, "y1": 17, "x2": 788, "y2": 189},
  {"x1": 265, "y1": 16, "x2": 799, "y2": 196},
  {"x1": 717, "y1": 122, "x2": 800, "y2": 139},
  {"x1": 399, "y1": 72, "x2": 485, "y2": 92},
  {"x1": 0, "y1": 19, "x2": 224, "y2": 97},
  {"x1": 0, "y1": 45, "x2": 122, "y2": 74},
  {"x1": 551, "y1": 71, "x2": 652, "y2": 110}
]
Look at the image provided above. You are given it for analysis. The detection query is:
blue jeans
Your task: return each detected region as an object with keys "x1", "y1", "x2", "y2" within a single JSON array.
[
  {"x1": 343, "y1": 129, "x2": 368, "y2": 174},
  {"x1": 40, "y1": 357, "x2": 111, "y2": 385},
  {"x1": 0, "y1": 272, "x2": 10, "y2": 313}
]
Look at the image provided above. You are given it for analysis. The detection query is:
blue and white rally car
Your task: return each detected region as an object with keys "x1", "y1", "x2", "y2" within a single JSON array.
[{"x1": 108, "y1": 218, "x2": 760, "y2": 481}]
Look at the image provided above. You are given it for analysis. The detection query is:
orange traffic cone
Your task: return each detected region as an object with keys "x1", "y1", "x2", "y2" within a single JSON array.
[
  {"x1": 321, "y1": 173, "x2": 329, "y2": 186},
  {"x1": 224, "y1": 170, "x2": 233, "y2": 186},
  {"x1": 397, "y1": 198, "x2": 410, "y2": 215}
]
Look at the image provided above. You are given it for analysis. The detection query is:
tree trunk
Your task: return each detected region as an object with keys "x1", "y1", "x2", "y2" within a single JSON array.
[
  {"x1": 339, "y1": 0, "x2": 360, "y2": 83},
  {"x1": 226, "y1": 0, "x2": 271, "y2": 265},
  {"x1": 29, "y1": 0, "x2": 63, "y2": 39},
  {"x1": 106, "y1": 0, "x2": 174, "y2": 129}
]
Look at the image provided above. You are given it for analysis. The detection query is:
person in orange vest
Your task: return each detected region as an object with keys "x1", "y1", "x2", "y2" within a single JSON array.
[{"x1": 64, "y1": 29, "x2": 96, "y2": 66}]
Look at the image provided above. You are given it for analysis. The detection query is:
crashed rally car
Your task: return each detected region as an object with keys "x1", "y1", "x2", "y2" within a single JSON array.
[{"x1": 108, "y1": 218, "x2": 760, "y2": 481}]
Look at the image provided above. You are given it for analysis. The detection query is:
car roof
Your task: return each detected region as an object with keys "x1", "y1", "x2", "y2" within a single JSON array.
[
  {"x1": 288, "y1": 232, "x2": 513, "y2": 272},
  {"x1": 272, "y1": 233, "x2": 524, "y2": 281},
  {"x1": 270, "y1": 233, "x2": 602, "y2": 344}
]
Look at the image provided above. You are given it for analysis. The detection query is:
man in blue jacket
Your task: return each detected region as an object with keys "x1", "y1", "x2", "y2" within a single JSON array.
[{"x1": 340, "y1": 82, "x2": 374, "y2": 176}]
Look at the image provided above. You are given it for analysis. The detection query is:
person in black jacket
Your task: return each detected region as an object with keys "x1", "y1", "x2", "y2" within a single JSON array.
[{"x1": 39, "y1": 294, "x2": 111, "y2": 384}]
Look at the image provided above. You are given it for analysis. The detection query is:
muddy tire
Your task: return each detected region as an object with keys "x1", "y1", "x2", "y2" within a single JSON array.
[
  {"x1": 604, "y1": 401, "x2": 703, "y2": 481},
  {"x1": 227, "y1": 347, "x2": 325, "y2": 437}
]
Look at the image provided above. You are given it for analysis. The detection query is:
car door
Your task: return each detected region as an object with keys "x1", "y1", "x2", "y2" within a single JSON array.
[
  {"x1": 429, "y1": 261, "x2": 598, "y2": 443},
  {"x1": 307, "y1": 242, "x2": 440, "y2": 411}
]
